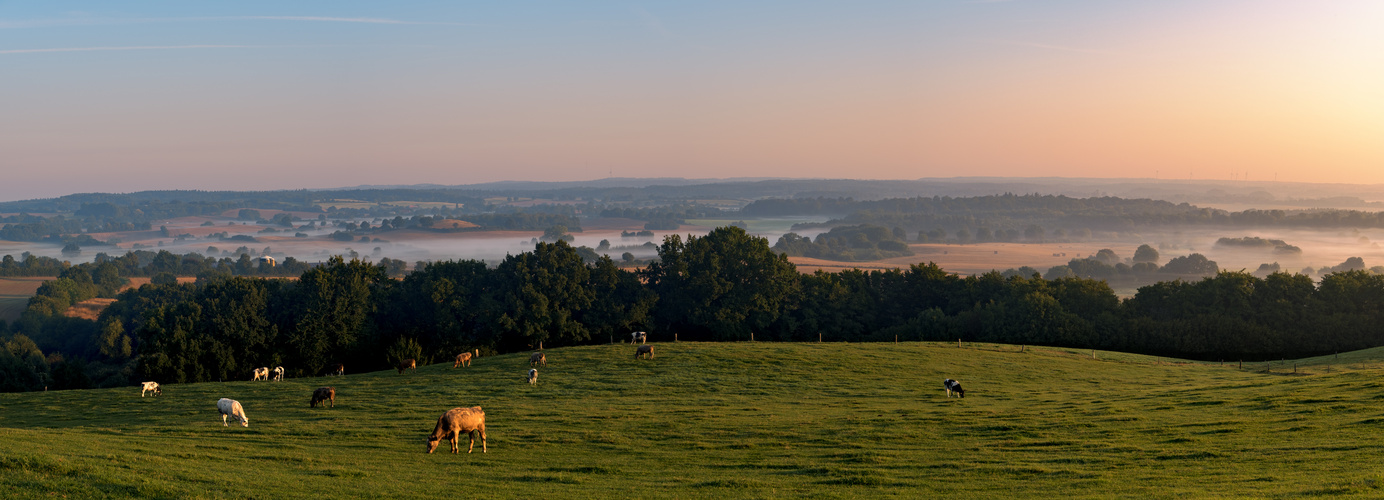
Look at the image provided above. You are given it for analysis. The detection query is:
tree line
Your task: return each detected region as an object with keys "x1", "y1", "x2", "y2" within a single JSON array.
[{"x1": 7, "y1": 226, "x2": 1384, "y2": 392}]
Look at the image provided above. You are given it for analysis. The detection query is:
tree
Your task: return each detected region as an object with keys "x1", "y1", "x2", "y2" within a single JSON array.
[
  {"x1": 287, "y1": 256, "x2": 388, "y2": 374},
  {"x1": 493, "y1": 241, "x2": 594, "y2": 349},
  {"x1": 542, "y1": 225, "x2": 574, "y2": 242},
  {"x1": 61, "y1": 243, "x2": 81, "y2": 258},
  {"x1": 1133, "y1": 244, "x2": 1160, "y2": 264},
  {"x1": 1093, "y1": 249, "x2": 1120, "y2": 265},
  {"x1": 644, "y1": 226, "x2": 799, "y2": 341},
  {"x1": 1161, "y1": 254, "x2": 1219, "y2": 275}
]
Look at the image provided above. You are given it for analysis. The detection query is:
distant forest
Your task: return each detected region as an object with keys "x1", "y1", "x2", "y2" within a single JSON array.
[
  {"x1": 7, "y1": 227, "x2": 1384, "y2": 392},
  {"x1": 751, "y1": 194, "x2": 1384, "y2": 236}
]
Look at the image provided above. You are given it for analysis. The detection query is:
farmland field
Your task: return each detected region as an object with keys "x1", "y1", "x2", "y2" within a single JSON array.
[
  {"x1": 0, "y1": 297, "x2": 26, "y2": 323},
  {"x1": 4, "y1": 342, "x2": 1384, "y2": 498}
]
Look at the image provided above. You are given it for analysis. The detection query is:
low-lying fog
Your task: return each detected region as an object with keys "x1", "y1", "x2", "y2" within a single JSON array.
[
  {"x1": 0, "y1": 216, "x2": 830, "y2": 269},
  {"x1": 5, "y1": 213, "x2": 1380, "y2": 279}
]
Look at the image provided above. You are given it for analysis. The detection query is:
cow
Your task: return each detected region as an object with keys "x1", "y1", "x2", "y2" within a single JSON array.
[
  {"x1": 527, "y1": 368, "x2": 538, "y2": 386},
  {"x1": 454, "y1": 352, "x2": 472, "y2": 368},
  {"x1": 252, "y1": 367, "x2": 269, "y2": 381},
  {"x1": 398, "y1": 359, "x2": 417, "y2": 374},
  {"x1": 631, "y1": 331, "x2": 647, "y2": 344},
  {"x1": 272, "y1": 366, "x2": 284, "y2": 382},
  {"x1": 217, "y1": 398, "x2": 249, "y2": 427},
  {"x1": 426, "y1": 407, "x2": 487, "y2": 454},
  {"x1": 311, "y1": 387, "x2": 336, "y2": 408},
  {"x1": 635, "y1": 344, "x2": 654, "y2": 359},
  {"x1": 944, "y1": 378, "x2": 965, "y2": 398},
  {"x1": 529, "y1": 352, "x2": 546, "y2": 367},
  {"x1": 332, "y1": 364, "x2": 344, "y2": 376},
  {"x1": 140, "y1": 381, "x2": 161, "y2": 397}
]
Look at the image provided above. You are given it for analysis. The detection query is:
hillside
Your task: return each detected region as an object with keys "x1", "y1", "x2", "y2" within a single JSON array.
[{"x1": 3, "y1": 342, "x2": 1384, "y2": 498}]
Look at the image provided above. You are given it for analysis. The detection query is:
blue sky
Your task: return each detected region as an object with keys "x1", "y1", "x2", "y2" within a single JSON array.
[{"x1": 2, "y1": 1, "x2": 1382, "y2": 201}]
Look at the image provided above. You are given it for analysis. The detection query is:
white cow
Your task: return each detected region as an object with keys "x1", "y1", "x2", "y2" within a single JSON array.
[
  {"x1": 217, "y1": 398, "x2": 249, "y2": 427},
  {"x1": 252, "y1": 367, "x2": 269, "y2": 381},
  {"x1": 140, "y1": 381, "x2": 161, "y2": 397},
  {"x1": 272, "y1": 366, "x2": 284, "y2": 382}
]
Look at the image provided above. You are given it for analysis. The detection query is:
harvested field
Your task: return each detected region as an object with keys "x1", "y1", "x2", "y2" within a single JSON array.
[
  {"x1": 63, "y1": 298, "x2": 115, "y2": 321},
  {"x1": 0, "y1": 277, "x2": 47, "y2": 296},
  {"x1": 426, "y1": 219, "x2": 480, "y2": 229},
  {"x1": 789, "y1": 242, "x2": 1132, "y2": 276}
]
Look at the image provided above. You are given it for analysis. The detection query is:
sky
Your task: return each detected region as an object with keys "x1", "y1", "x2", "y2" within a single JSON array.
[{"x1": 2, "y1": 1, "x2": 1383, "y2": 202}]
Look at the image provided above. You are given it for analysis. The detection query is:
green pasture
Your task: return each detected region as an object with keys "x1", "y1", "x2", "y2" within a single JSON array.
[{"x1": 4, "y1": 342, "x2": 1384, "y2": 498}]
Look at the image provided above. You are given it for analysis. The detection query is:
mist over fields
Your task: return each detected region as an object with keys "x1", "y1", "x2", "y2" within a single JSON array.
[{"x1": 6, "y1": 177, "x2": 1384, "y2": 276}]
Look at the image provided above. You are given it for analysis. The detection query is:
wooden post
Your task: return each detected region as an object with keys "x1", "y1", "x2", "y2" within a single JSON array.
[
  {"x1": 958, "y1": 339, "x2": 962, "y2": 348},
  {"x1": 818, "y1": 333, "x2": 822, "y2": 343},
  {"x1": 1020, "y1": 345, "x2": 1024, "y2": 352},
  {"x1": 1091, "y1": 349, "x2": 1096, "y2": 359},
  {"x1": 895, "y1": 335, "x2": 898, "y2": 343},
  {"x1": 751, "y1": 332, "x2": 754, "y2": 342},
  {"x1": 539, "y1": 341, "x2": 543, "y2": 350},
  {"x1": 1239, "y1": 360, "x2": 1242, "y2": 369},
  {"x1": 675, "y1": 333, "x2": 678, "y2": 342}
]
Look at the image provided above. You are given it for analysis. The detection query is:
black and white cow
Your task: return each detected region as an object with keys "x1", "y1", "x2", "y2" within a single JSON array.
[{"x1": 943, "y1": 378, "x2": 965, "y2": 398}]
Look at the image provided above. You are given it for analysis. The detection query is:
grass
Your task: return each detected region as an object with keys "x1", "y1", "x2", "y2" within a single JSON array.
[{"x1": 4, "y1": 342, "x2": 1384, "y2": 498}]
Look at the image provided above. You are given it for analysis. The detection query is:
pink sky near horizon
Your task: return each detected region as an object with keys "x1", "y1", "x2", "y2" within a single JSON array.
[{"x1": 1, "y1": 1, "x2": 1382, "y2": 201}]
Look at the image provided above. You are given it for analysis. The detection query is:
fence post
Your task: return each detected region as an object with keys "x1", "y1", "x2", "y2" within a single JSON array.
[
  {"x1": 819, "y1": 333, "x2": 822, "y2": 343},
  {"x1": 958, "y1": 339, "x2": 962, "y2": 348},
  {"x1": 675, "y1": 333, "x2": 678, "y2": 342},
  {"x1": 751, "y1": 332, "x2": 754, "y2": 342},
  {"x1": 895, "y1": 335, "x2": 898, "y2": 343}
]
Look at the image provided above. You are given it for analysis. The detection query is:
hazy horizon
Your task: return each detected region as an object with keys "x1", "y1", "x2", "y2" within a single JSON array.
[{"x1": 4, "y1": 1, "x2": 1383, "y2": 201}]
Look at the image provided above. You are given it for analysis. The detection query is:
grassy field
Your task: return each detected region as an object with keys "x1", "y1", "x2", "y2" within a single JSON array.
[{"x1": 4, "y1": 342, "x2": 1384, "y2": 498}]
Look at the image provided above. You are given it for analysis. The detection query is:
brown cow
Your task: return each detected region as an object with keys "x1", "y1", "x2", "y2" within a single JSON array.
[
  {"x1": 398, "y1": 359, "x2": 417, "y2": 374},
  {"x1": 635, "y1": 344, "x2": 654, "y2": 359},
  {"x1": 529, "y1": 352, "x2": 546, "y2": 367},
  {"x1": 426, "y1": 407, "x2": 487, "y2": 454},
  {"x1": 454, "y1": 352, "x2": 472, "y2": 368},
  {"x1": 311, "y1": 387, "x2": 336, "y2": 408},
  {"x1": 332, "y1": 364, "x2": 344, "y2": 376}
]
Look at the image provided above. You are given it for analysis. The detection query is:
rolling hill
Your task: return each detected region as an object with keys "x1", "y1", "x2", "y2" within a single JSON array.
[{"x1": 2, "y1": 342, "x2": 1384, "y2": 498}]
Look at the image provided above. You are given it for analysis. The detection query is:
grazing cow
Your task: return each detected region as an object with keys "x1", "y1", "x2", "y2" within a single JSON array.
[
  {"x1": 272, "y1": 366, "x2": 284, "y2": 382},
  {"x1": 252, "y1": 367, "x2": 269, "y2": 381},
  {"x1": 454, "y1": 352, "x2": 473, "y2": 368},
  {"x1": 311, "y1": 387, "x2": 336, "y2": 408},
  {"x1": 635, "y1": 344, "x2": 654, "y2": 359},
  {"x1": 944, "y1": 379, "x2": 965, "y2": 398},
  {"x1": 529, "y1": 352, "x2": 546, "y2": 367},
  {"x1": 140, "y1": 381, "x2": 161, "y2": 397},
  {"x1": 398, "y1": 359, "x2": 417, "y2": 374},
  {"x1": 527, "y1": 368, "x2": 538, "y2": 385},
  {"x1": 426, "y1": 406, "x2": 487, "y2": 454},
  {"x1": 631, "y1": 331, "x2": 647, "y2": 344},
  {"x1": 217, "y1": 398, "x2": 249, "y2": 427},
  {"x1": 332, "y1": 364, "x2": 344, "y2": 376}
]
